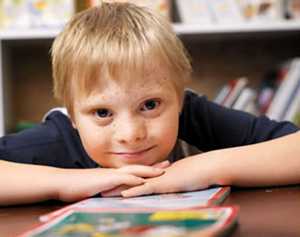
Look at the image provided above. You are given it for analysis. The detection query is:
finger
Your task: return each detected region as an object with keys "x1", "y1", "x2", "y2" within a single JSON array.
[
  {"x1": 101, "y1": 174, "x2": 144, "y2": 191},
  {"x1": 152, "y1": 160, "x2": 170, "y2": 169},
  {"x1": 101, "y1": 185, "x2": 129, "y2": 197},
  {"x1": 118, "y1": 165, "x2": 164, "y2": 178},
  {"x1": 121, "y1": 182, "x2": 154, "y2": 198}
]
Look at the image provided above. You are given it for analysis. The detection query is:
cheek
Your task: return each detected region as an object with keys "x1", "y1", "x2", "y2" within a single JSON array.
[
  {"x1": 82, "y1": 133, "x2": 102, "y2": 154},
  {"x1": 76, "y1": 123, "x2": 108, "y2": 162},
  {"x1": 152, "y1": 113, "x2": 179, "y2": 151}
]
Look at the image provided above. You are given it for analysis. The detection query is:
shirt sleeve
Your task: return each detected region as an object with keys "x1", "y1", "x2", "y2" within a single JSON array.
[
  {"x1": 179, "y1": 90, "x2": 299, "y2": 151},
  {"x1": 0, "y1": 111, "x2": 97, "y2": 168},
  {"x1": 0, "y1": 120, "x2": 73, "y2": 167}
]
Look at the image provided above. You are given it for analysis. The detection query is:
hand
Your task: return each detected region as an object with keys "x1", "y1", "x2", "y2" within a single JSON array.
[
  {"x1": 101, "y1": 160, "x2": 171, "y2": 197},
  {"x1": 56, "y1": 160, "x2": 170, "y2": 202},
  {"x1": 121, "y1": 155, "x2": 215, "y2": 197}
]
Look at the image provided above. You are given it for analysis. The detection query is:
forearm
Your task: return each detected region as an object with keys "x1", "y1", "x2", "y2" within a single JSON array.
[
  {"x1": 0, "y1": 160, "x2": 165, "y2": 205},
  {"x1": 0, "y1": 160, "x2": 61, "y2": 205},
  {"x1": 207, "y1": 131, "x2": 300, "y2": 187}
]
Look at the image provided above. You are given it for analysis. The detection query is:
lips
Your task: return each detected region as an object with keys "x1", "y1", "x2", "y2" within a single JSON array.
[{"x1": 110, "y1": 145, "x2": 156, "y2": 159}]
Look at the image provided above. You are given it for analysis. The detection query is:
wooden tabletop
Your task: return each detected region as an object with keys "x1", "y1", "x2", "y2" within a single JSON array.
[
  {"x1": 225, "y1": 186, "x2": 300, "y2": 237},
  {"x1": 1, "y1": 186, "x2": 300, "y2": 236}
]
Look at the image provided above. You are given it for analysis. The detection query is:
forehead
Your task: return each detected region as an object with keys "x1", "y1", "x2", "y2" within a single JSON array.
[
  {"x1": 101, "y1": 69, "x2": 174, "y2": 98},
  {"x1": 74, "y1": 61, "x2": 176, "y2": 99}
]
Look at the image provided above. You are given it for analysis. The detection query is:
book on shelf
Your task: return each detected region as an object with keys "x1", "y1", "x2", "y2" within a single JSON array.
[
  {"x1": 40, "y1": 187, "x2": 230, "y2": 222},
  {"x1": 257, "y1": 86, "x2": 274, "y2": 114},
  {"x1": 177, "y1": 0, "x2": 240, "y2": 25},
  {"x1": 266, "y1": 58, "x2": 300, "y2": 121},
  {"x1": 213, "y1": 58, "x2": 300, "y2": 124},
  {"x1": 283, "y1": 83, "x2": 300, "y2": 123},
  {"x1": 214, "y1": 78, "x2": 248, "y2": 108},
  {"x1": 214, "y1": 78, "x2": 258, "y2": 115},
  {"x1": 237, "y1": 0, "x2": 283, "y2": 22},
  {"x1": 0, "y1": 0, "x2": 74, "y2": 29},
  {"x1": 280, "y1": 72, "x2": 300, "y2": 121},
  {"x1": 20, "y1": 206, "x2": 238, "y2": 237},
  {"x1": 209, "y1": 0, "x2": 244, "y2": 24},
  {"x1": 232, "y1": 87, "x2": 258, "y2": 114},
  {"x1": 214, "y1": 85, "x2": 231, "y2": 105},
  {"x1": 214, "y1": 81, "x2": 238, "y2": 106},
  {"x1": 222, "y1": 77, "x2": 248, "y2": 108},
  {"x1": 175, "y1": 0, "x2": 213, "y2": 24},
  {"x1": 174, "y1": 0, "x2": 299, "y2": 24},
  {"x1": 257, "y1": 61, "x2": 291, "y2": 114},
  {"x1": 283, "y1": 0, "x2": 300, "y2": 19}
]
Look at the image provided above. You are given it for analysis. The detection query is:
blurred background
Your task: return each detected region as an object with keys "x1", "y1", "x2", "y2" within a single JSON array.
[{"x1": 0, "y1": 0, "x2": 300, "y2": 135}]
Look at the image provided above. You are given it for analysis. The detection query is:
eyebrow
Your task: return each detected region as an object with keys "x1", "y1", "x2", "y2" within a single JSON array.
[
  {"x1": 79, "y1": 87, "x2": 171, "y2": 110},
  {"x1": 83, "y1": 99, "x2": 111, "y2": 108}
]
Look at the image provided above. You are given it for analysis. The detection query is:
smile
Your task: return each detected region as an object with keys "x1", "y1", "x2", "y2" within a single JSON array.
[{"x1": 111, "y1": 146, "x2": 156, "y2": 159}]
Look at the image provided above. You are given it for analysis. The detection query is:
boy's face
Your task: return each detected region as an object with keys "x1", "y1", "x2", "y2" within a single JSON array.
[{"x1": 72, "y1": 67, "x2": 181, "y2": 168}]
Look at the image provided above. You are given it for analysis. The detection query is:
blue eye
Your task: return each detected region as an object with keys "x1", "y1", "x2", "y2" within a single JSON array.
[
  {"x1": 141, "y1": 99, "x2": 160, "y2": 111},
  {"x1": 95, "y1": 109, "x2": 112, "y2": 118}
]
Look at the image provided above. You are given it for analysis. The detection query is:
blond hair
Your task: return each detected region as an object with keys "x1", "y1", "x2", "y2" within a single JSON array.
[{"x1": 51, "y1": 1, "x2": 192, "y2": 115}]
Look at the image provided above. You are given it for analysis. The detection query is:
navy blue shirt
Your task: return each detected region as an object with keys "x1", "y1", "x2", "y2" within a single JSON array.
[{"x1": 0, "y1": 90, "x2": 298, "y2": 168}]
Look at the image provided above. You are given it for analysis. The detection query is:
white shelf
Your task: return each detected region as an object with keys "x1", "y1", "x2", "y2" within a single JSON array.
[
  {"x1": 0, "y1": 28, "x2": 62, "y2": 40},
  {"x1": 173, "y1": 20, "x2": 300, "y2": 35},
  {"x1": 0, "y1": 21, "x2": 300, "y2": 40}
]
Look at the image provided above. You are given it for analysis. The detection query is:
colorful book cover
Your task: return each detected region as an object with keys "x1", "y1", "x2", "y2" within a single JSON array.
[
  {"x1": 40, "y1": 187, "x2": 230, "y2": 222},
  {"x1": 0, "y1": 0, "x2": 74, "y2": 29},
  {"x1": 0, "y1": 0, "x2": 29, "y2": 29},
  {"x1": 21, "y1": 206, "x2": 239, "y2": 237},
  {"x1": 237, "y1": 0, "x2": 283, "y2": 22}
]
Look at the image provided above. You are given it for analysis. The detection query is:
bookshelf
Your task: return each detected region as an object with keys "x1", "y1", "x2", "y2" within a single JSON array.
[
  {"x1": 173, "y1": 21, "x2": 300, "y2": 35},
  {"x1": 1, "y1": 20, "x2": 300, "y2": 40},
  {"x1": 0, "y1": 21, "x2": 300, "y2": 135},
  {"x1": 0, "y1": 29, "x2": 61, "y2": 40}
]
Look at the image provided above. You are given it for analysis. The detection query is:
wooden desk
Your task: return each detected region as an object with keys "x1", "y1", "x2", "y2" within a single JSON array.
[{"x1": 1, "y1": 186, "x2": 300, "y2": 236}]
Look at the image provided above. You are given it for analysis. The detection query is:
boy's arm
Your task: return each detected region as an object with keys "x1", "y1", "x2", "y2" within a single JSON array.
[
  {"x1": 212, "y1": 130, "x2": 300, "y2": 187},
  {"x1": 122, "y1": 131, "x2": 300, "y2": 197},
  {"x1": 0, "y1": 160, "x2": 61, "y2": 205},
  {"x1": 0, "y1": 160, "x2": 167, "y2": 206}
]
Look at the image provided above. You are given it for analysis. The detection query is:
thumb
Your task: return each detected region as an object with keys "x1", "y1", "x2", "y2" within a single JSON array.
[{"x1": 122, "y1": 183, "x2": 154, "y2": 198}]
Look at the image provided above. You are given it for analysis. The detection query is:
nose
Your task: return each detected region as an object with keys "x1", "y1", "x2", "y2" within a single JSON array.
[{"x1": 114, "y1": 115, "x2": 147, "y2": 145}]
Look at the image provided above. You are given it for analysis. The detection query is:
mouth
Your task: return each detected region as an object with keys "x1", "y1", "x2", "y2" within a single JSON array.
[{"x1": 110, "y1": 145, "x2": 156, "y2": 159}]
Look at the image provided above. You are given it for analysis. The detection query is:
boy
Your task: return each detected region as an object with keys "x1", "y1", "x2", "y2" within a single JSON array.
[{"x1": 0, "y1": 2, "x2": 299, "y2": 205}]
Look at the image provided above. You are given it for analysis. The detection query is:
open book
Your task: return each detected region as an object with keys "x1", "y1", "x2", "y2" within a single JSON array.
[
  {"x1": 40, "y1": 187, "x2": 230, "y2": 222},
  {"x1": 21, "y1": 206, "x2": 238, "y2": 237}
]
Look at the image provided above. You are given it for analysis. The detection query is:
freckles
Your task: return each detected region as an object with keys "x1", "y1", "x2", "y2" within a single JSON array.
[{"x1": 111, "y1": 123, "x2": 117, "y2": 132}]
